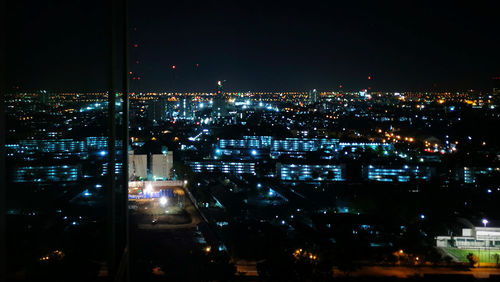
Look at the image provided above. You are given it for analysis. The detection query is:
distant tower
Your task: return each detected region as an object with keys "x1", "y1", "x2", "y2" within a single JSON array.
[
  {"x1": 212, "y1": 80, "x2": 228, "y2": 117},
  {"x1": 37, "y1": 90, "x2": 50, "y2": 105},
  {"x1": 307, "y1": 89, "x2": 318, "y2": 105},
  {"x1": 179, "y1": 94, "x2": 193, "y2": 119},
  {"x1": 147, "y1": 97, "x2": 167, "y2": 122}
]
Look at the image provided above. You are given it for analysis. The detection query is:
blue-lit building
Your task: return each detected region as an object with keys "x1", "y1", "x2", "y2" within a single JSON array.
[
  {"x1": 85, "y1": 136, "x2": 122, "y2": 151},
  {"x1": 187, "y1": 161, "x2": 256, "y2": 174},
  {"x1": 338, "y1": 142, "x2": 394, "y2": 152},
  {"x1": 277, "y1": 162, "x2": 345, "y2": 182},
  {"x1": 271, "y1": 138, "x2": 339, "y2": 152},
  {"x1": 7, "y1": 139, "x2": 88, "y2": 160},
  {"x1": 459, "y1": 166, "x2": 500, "y2": 184},
  {"x1": 218, "y1": 135, "x2": 273, "y2": 149},
  {"x1": 102, "y1": 162, "x2": 123, "y2": 176},
  {"x1": 86, "y1": 136, "x2": 108, "y2": 149},
  {"x1": 363, "y1": 164, "x2": 434, "y2": 182},
  {"x1": 13, "y1": 165, "x2": 80, "y2": 182}
]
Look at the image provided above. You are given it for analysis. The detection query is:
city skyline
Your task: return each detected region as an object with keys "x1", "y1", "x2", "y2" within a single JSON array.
[{"x1": 4, "y1": 1, "x2": 500, "y2": 281}]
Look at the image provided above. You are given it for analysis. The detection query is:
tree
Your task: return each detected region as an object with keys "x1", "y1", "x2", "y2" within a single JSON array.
[{"x1": 466, "y1": 253, "x2": 478, "y2": 267}]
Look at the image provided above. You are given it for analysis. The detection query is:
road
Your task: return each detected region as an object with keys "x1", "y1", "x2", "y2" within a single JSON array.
[{"x1": 334, "y1": 265, "x2": 500, "y2": 279}]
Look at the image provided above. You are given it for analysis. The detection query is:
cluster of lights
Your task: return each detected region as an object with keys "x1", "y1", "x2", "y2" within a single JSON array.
[{"x1": 293, "y1": 249, "x2": 318, "y2": 261}]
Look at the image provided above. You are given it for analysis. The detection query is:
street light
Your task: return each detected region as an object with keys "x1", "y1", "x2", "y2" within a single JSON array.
[
  {"x1": 482, "y1": 219, "x2": 489, "y2": 227},
  {"x1": 159, "y1": 197, "x2": 167, "y2": 206}
]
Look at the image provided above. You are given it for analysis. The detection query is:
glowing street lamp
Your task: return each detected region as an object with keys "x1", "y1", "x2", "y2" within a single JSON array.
[
  {"x1": 482, "y1": 218, "x2": 489, "y2": 227},
  {"x1": 159, "y1": 197, "x2": 167, "y2": 206}
]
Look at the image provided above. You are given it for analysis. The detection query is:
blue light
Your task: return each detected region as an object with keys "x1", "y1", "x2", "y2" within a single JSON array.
[
  {"x1": 99, "y1": 151, "x2": 107, "y2": 156},
  {"x1": 251, "y1": 150, "x2": 257, "y2": 156},
  {"x1": 257, "y1": 183, "x2": 262, "y2": 188},
  {"x1": 215, "y1": 149, "x2": 221, "y2": 154},
  {"x1": 420, "y1": 214, "x2": 425, "y2": 219},
  {"x1": 268, "y1": 190, "x2": 274, "y2": 197}
]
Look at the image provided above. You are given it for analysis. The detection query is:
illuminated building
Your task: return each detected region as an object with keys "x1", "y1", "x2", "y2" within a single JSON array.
[
  {"x1": 271, "y1": 138, "x2": 339, "y2": 152},
  {"x1": 219, "y1": 136, "x2": 273, "y2": 149},
  {"x1": 13, "y1": 165, "x2": 80, "y2": 182},
  {"x1": 437, "y1": 226, "x2": 500, "y2": 248},
  {"x1": 307, "y1": 89, "x2": 319, "y2": 105},
  {"x1": 212, "y1": 80, "x2": 229, "y2": 118},
  {"x1": 277, "y1": 163, "x2": 345, "y2": 181},
  {"x1": 363, "y1": 165, "x2": 434, "y2": 182},
  {"x1": 85, "y1": 137, "x2": 122, "y2": 150},
  {"x1": 102, "y1": 162, "x2": 123, "y2": 176},
  {"x1": 338, "y1": 142, "x2": 394, "y2": 151},
  {"x1": 187, "y1": 161, "x2": 255, "y2": 174},
  {"x1": 151, "y1": 151, "x2": 173, "y2": 180},
  {"x1": 460, "y1": 167, "x2": 499, "y2": 184},
  {"x1": 129, "y1": 151, "x2": 147, "y2": 180},
  {"x1": 17, "y1": 139, "x2": 86, "y2": 153},
  {"x1": 147, "y1": 97, "x2": 167, "y2": 121},
  {"x1": 178, "y1": 95, "x2": 194, "y2": 119}
]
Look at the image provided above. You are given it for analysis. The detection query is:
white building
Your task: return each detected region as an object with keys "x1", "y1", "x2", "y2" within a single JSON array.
[
  {"x1": 128, "y1": 150, "x2": 147, "y2": 180},
  {"x1": 436, "y1": 226, "x2": 500, "y2": 249},
  {"x1": 151, "y1": 151, "x2": 173, "y2": 180}
]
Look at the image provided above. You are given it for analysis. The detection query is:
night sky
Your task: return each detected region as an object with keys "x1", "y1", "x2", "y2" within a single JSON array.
[{"x1": 6, "y1": 1, "x2": 500, "y2": 92}]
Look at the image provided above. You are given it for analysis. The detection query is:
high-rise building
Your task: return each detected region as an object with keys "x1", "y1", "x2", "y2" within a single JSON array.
[
  {"x1": 37, "y1": 90, "x2": 51, "y2": 105},
  {"x1": 178, "y1": 94, "x2": 193, "y2": 119},
  {"x1": 212, "y1": 80, "x2": 229, "y2": 117},
  {"x1": 307, "y1": 89, "x2": 319, "y2": 105},
  {"x1": 147, "y1": 97, "x2": 167, "y2": 121}
]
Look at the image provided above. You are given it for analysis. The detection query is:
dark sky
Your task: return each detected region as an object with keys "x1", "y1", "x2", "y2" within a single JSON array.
[{"x1": 6, "y1": 1, "x2": 500, "y2": 92}]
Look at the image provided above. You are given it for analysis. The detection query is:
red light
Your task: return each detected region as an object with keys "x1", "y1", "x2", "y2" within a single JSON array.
[
  {"x1": 129, "y1": 71, "x2": 133, "y2": 75},
  {"x1": 132, "y1": 77, "x2": 136, "y2": 80},
  {"x1": 133, "y1": 44, "x2": 138, "y2": 48},
  {"x1": 368, "y1": 76, "x2": 371, "y2": 80},
  {"x1": 137, "y1": 77, "x2": 141, "y2": 80},
  {"x1": 339, "y1": 85, "x2": 342, "y2": 88},
  {"x1": 195, "y1": 64, "x2": 199, "y2": 67},
  {"x1": 172, "y1": 65, "x2": 176, "y2": 69},
  {"x1": 136, "y1": 60, "x2": 139, "y2": 64}
]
